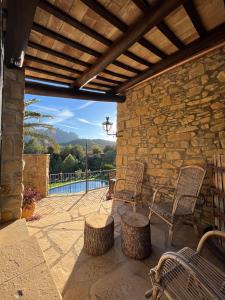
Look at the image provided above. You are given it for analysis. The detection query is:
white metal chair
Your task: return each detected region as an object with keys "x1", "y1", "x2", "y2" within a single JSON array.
[
  {"x1": 149, "y1": 166, "x2": 206, "y2": 245},
  {"x1": 113, "y1": 161, "x2": 144, "y2": 212},
  {"x1": 145, "y1": 230, "x2": 225, "y2": 300}
]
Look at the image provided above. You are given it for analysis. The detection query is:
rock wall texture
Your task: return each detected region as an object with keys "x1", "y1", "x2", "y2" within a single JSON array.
[
  {"x1": 23, "y1": 154, "x2": 50, "y2": 197},
  {"x1": 117, "y1": 46, "x2": 225, "y2": 226},
  {"x1": 0, "y1": 67, "x2": 24, "y2": 223}
]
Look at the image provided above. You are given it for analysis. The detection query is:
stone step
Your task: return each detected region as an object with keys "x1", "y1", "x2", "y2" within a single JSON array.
[
  {"x1": 0, "y1": 235, "x2": 62, "y2": 299},
  {"x1": 0, "y1": 219, "x2": 29, "y2": 248},
  {"x1": 0, "y1": 219, "x2": 62, "y2": 299}
]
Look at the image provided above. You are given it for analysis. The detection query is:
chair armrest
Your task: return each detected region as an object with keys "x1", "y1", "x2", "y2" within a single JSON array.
[{"x1": 197, "y1": 230, "x2": 225, "y2": 254}]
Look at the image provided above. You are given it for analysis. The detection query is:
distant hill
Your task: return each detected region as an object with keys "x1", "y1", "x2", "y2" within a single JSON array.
[
  {"x1": 62, "y1": 138, "x2": 115, "y2": 149},
  {"x1": 33, "y1": 128, "x2": 115, "y2": 149},
  {"x1": 54, "y1": 128, "x2": 79, "y2": 144}
]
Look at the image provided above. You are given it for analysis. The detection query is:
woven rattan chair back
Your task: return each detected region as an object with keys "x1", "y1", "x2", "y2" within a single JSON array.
[{"x1": 174, "y1": 166, "x2": 206, "y2": 215}]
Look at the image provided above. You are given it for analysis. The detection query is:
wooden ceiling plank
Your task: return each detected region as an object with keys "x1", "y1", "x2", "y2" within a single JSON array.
[
  {"x1": 25, "y1": 53, "x2": 120, "y2": 85},
  {"x1": 25, "y1": 54, "x2": 82, "y2": 75},
  {"x1": 115, "y1": 22, "x2": 225, "y2": 93},
  {"x1": 26, "y1": 65, "x2": 76, "y2": 81},
  {"x1": 28, "y1": 41, "x2": 91, "y2": 67},
  {"x1": 4, "y1": 0, "x2": 38, "y2": 67},
  {"x1": 183, "y1": 0, "x2": 206, "y2": 37},
  {"x1": 25, "y1": 81, "x2": 126, "y2": 103},
  {"x1": 32, "y1": 23, "x2": 141, "y2": 74},
  {"x1": 75, "y1": 0, "x2": 185, "y2": 88},
  {"x1": 132, "y1": 0, "x2": 184, "y2": 49},
  {"x1": 32, "y1": 23, "x2": 101, "y2": 57},
  {"x1": 81, "y1": 0, "x2": 168, "y2": 59},
  {"x1": 38, "y1": 0, "x2": 151, "y2": 67},
  {"x1": 28, "y1": 41, "x2": 131, "y2": 80}
]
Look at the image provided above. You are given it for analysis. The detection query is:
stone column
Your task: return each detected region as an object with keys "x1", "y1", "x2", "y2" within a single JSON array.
[
  {"x1": 0, "y1": 67, "x2": 24, "y2": 222},
  {"x1": 23, "y1": 154, "x2": 50, "y2": 198}
]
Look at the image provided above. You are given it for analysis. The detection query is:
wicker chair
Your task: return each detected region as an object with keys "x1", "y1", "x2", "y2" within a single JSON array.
[
  {"x1": 145, "y1": 230, "x2": 225, "y2": 300},
  {"x1": 149, "y1": 166, "x2": 206, "y2": 245},
  {"x1": 113, "y1": 161, "x2": 144, "y2": 212}
]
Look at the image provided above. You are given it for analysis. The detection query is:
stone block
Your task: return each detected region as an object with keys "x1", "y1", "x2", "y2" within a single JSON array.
[
  {"x1": 166, "y1": 151, "x2": 183, "y2": 160},
  {"x1": 159, "y1": 95, "x2": 171, "y2": 107},
  {"x1": 126, "y1": 117, "x2": 140, "y2": 128},
  {"x1": 154, "y1": 115, "x2": 166, "y2": 124},
  {"x1": 217, "y1": 71, "x2": 225, "y2": 82},
  {"x1": 189, "y1": 63, "x2": 204, "y2": 79}
]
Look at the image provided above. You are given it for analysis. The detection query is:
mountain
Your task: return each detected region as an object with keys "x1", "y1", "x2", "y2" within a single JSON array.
[
  {"x1": 54, "y1": 129, "x2": 79, "y2": 144},
  {"x1": 62, "y1": 138, "x2": 115, "y2": 149}
]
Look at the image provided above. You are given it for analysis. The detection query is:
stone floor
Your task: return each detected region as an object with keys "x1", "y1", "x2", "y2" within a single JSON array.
[{"x1": 26, "y1": 188, "x2": 219, "y2": 300}]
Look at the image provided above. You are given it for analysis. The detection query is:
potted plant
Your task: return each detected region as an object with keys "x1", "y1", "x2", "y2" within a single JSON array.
[{"x1": 22, "y1": 188, "x2": 41, "y2": 220}]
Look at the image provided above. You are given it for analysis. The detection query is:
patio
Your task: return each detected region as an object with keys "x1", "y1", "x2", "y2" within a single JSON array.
[
  {"x1": 26, "y1": 188, "x2": 221, "y2": 299},
  {"x1": 1, "y1": 0, "x2": 225, "y2": 298}
]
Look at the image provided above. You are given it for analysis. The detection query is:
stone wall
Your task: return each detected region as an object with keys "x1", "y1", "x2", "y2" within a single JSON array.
[
  {"x1": 23, "y1": 154, "x2": 50, "y2": 197},
  {"x1": 117, "y1": 46, "x2": 225, "y2": 226},
  {"x1": 0, "y1": 67, "x2": 24, "y2": 223}
]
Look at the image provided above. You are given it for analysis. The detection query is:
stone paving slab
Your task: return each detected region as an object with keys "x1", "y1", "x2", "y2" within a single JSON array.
[
  {"x1": 0, "y1": 219, "x2": 29, "y2": 247},
  {"x1": 27, "y1": 189, "x2": 206, "y2": 299},
  {"x1": 0, "y1": 236, "x2": 61, "y2": 299}
]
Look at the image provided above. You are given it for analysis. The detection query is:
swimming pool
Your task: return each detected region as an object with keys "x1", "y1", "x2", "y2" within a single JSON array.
[{"x1": 49, "y1": 179, "x2": 108, "y2": 195}]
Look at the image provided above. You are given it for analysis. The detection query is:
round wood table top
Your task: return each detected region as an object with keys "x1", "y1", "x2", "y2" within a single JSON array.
[
  {"x1": 121, "y1": 211, "x2": 149, "y2": 227},
  {"x1": 85, "y1": 213, "x2": 114, "y2": 229}
]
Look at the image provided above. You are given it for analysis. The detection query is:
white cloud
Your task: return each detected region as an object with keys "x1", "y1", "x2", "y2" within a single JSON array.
[
  {"x1": 58, "y1": 124, "x2": 79, "y2": 130},
  {"x1": 77, "y1": 118, "x2": 101, "y2": 126},
  {"x1": 31, "y1": 104, "x2": 59, "y2": 112},
  {"x1": 77, "y1": 101, "x2": 95, "y2": 110}
]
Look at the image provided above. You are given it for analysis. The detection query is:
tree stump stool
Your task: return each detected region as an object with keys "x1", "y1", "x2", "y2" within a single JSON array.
[
  {"x1": 121, "y1": 211, "x2": 151, "y2": 260},
  {"x1": 84, "y1": 213, "x2": 114, "y2": 256}
]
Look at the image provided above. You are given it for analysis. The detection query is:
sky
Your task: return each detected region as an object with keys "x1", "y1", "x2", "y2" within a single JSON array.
[{"x1": 24, "y1": 92, "x2": 117, "y2": 141}]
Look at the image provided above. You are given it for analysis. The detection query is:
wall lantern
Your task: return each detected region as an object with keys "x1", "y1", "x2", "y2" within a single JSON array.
[{"x1": 102, "y1": 116, "x2": 122, "y2": 137}]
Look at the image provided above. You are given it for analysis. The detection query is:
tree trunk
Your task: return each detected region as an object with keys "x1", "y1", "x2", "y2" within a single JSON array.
[
  {"x1": 84, "y1": 213, "x2": 114, "y2": 256},
  {"x1": 121, "y1": 211, "x2": 151, "y2": 259}
]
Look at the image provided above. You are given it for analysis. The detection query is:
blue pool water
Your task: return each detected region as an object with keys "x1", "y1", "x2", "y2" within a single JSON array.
[{"x1": 49, "y1": 179, "x2": 108, "y2": 195}]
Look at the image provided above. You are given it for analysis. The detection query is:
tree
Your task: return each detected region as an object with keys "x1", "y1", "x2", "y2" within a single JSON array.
[
  {"x1": 102, "y1": 149, "x2": 116, "y2": 165},
  {"x1": 72, "y1": 144, "x2": 85, "y2": 160},
  {"x1": 24, "y1": 98, "x2": 55, "y2": 143},
  {"x1": 88, "y1": 155, "x2": 101, "y2": 170},
  {"x1": 61, "y1": 154, "x2": 79, "y2": 173},
  {"x1": 50, "y1": 154, "x2": 63, "y2": 174},
  {"x1": 61, "y1": 144, "x2": 73, "y2": 159},
  {"x1": 24, "y1": 139, "x2": 45, "y2": 154},
  {"x1": 103, "y1": 145, "x2": 115, "y2": 153},
  {"x1": 102, "y1": 163, "x2": 115, "y2": 170},
  {"x1": 92, "y1": 144, "x2": 102, "y2": 155}
]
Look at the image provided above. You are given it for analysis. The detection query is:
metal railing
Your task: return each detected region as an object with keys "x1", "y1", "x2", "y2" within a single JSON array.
[{"x1": 48, "y1": 169, "x2": 116, "y2": 195}]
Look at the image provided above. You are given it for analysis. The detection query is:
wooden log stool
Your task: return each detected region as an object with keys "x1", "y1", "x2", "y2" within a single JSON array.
[
  {"x1": 84, "y1": 213, "x2": 114, "y2": 256},
  {"x1": 121, "y1": 211, "x2": 151, "y2": 260}
]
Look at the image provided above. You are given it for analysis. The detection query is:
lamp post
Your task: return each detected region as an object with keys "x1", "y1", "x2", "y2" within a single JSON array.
[{"x1": 102, "y1": 116, "x2": 122, "y2": 137}]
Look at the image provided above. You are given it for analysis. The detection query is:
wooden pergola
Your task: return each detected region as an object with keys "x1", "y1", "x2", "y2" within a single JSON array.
[{"x1": 3, "y1": 0, "x2": 225, "y2": 102}]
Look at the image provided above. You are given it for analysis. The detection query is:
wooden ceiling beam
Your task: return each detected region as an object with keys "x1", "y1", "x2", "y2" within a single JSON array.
[
  {"x1": 4, "y1": 0, "x2": 38, "y2": 67},
  {"x1": 26, "y1": 64, "x2": 113, "y2": 89},
  {"x1": 25, "y1": 54, "x2": 82, "y2": 75},
  {"x1": 28, "y1": 41, "x2": 131, "y2": 80},
  {"x1": 75, "y1": 0, "x2": 186, "y2": 88},
  {"x1": 25, "y1": 54, "x2": 120, "y2": 85},
  {"x1": 115, "y1": 22, "x2": 225, "y2": 93},
  {"x1": 132, "y1": 0, "x2": 184, "y2": 49},
  {"x1": 25, "y1": 81, "x2": 126, "y2": 103},
  {"x1": 183, "y1": 0, "x2": 206, "y2": 37},
  {"x1": 38, "y1": 0, "x2": 152, "y2": 67},
  {"x1": 81, "y1": 0, "x2": 168, "y2": 59},
  {"x1": 26, "y1": 65, "x2": 76, "y2": 81},
  {"x1": 32, "y1": 23, "x2": 141, "y2": 74}
]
